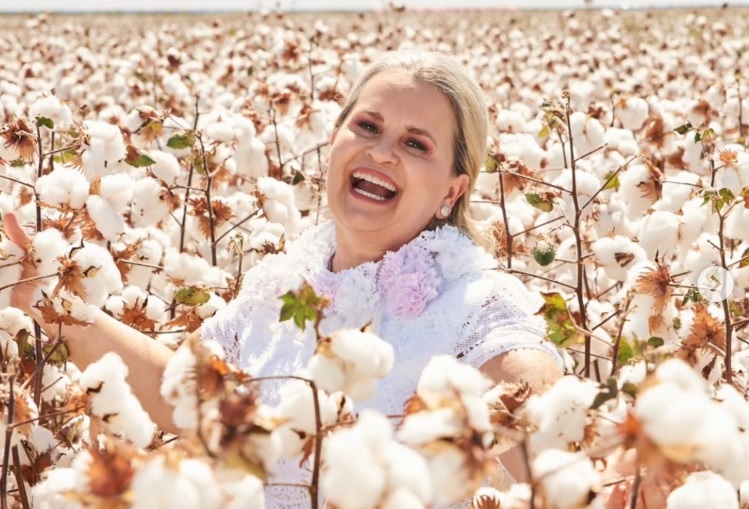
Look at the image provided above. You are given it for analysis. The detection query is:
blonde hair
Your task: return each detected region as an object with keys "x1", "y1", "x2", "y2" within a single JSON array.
[{"x1": 333, "y1": 51, "x2": 489, "y2": 245}]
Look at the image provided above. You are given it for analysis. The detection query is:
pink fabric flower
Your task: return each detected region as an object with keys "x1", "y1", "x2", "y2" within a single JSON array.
[{"x1": 379, "y1": 244, "x2": 442, "y2": 319}]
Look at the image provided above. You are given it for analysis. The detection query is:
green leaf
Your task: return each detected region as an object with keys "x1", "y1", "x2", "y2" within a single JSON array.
[
  {"x1": 166, "y1": 132, "x2": 195, "y2": 150},
  {"x1": 672, "y1": 317, "x2": 682, "y2": 331},
  {"x1": 621, "y1": 382, "x2": 638, "y2": 398},
  {"x1": 590, "y1": 377, "x2": 618, "y2": 410},
  {"x1": 694, "y1": 131, "x2": 702, "y2": 143},
  {"x1": 647, "y1": 336, "x2": 664, "y2": 348},
  {"x1": 283, "y1": 170, "x2": 306, "y2": 186},
  {"x1": 617, "y1": 338, "x2": 636, "y2": 365},
  {"x1": 538, "y1": 125, "x2": 550, "y2": 138},
  {"x1": 36, "y1": 116, "x2": 54, "y2": 129},
  {"x1": 525, "y1": 192, "x2": 554, "y2": 212},
  {"x1": 10, "y1": 159, "x2": 26, "y2": 168},
  {"x1": 174, "y1": 286, "x2": 211, "y2": 306},
  {"x1": 15, "y1": 329, "x2": 33, "y2": 359},
  {"x1": 484, "y1": 156, "x2": 498, "y2": 174},
  {"x1": 44, "y1": 342, "x2": 70, "y2": 367},
  {"x1": 602, "y1": 170, "x2": 621, "y2": 191},
  {"x1": 539, "y1": 292, "x2": 581, "y2": 348},
  {"x1": 719, "y1": 187, "x2": 735, "y2": 204},
  {"x1": 279, "y1": 302, "x2": 296, "y2": 322},
  {"x1": 133, "y1": 154, "x2": 156, "y2": 167},
  {"x1": 682, "y1": 288, "x2": 704, "y2": 306},
  {"x1": 674, "y1": 122, "x2": 693, "y2": 135}
]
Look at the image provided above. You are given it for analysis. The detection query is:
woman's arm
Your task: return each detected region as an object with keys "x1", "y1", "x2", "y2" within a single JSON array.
[
  {"x1": 480, "y1": 348, "x2": 563, "y2": 483},
  {"x1": 3, "y1": 212, "x2": 179, "y2": 434}
]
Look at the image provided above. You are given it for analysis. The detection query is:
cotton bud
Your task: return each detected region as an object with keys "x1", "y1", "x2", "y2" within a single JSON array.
[{"x1": 532, "y1": 237, "x2": 556, "y2": 267}]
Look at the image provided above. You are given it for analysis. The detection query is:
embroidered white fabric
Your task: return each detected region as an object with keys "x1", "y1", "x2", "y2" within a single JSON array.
[{"x1": 201, "y1": 221, "x2": 562, "y2": 509}]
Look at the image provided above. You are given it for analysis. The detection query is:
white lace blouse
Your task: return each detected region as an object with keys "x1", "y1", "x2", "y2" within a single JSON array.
[{"x1": 201, "y1": 221, "x2": 562, "y2": 508}]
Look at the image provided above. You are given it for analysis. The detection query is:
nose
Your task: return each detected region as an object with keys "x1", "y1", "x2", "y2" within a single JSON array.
[{"x1": 365, "y1": 135, "x2": 399, "y2": 165}]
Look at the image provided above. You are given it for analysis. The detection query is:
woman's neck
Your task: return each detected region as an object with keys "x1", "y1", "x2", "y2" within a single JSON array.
[{"x1": 331, "y1": 225, "x2": 410, "y2": 272}]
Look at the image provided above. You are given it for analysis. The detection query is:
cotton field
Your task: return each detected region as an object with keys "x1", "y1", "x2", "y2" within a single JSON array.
[{"x1": 1, "y1": 6, "x2": 749, "y2": 509}]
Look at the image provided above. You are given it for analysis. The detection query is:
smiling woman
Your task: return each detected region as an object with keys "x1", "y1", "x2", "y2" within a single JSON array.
[{"x1": 3, "y1": 50, "x2": 565, "y2": 509}]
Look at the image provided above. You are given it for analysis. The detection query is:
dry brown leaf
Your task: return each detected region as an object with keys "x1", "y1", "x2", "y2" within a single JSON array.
[
  {"x1": 635, "y1": 261, "x2": 672, "y2": 315},
  {"x1": 683, "y1": 303, "x2": 726, "y2": 351},
  {"x1": 0, "y1": 116, "x2": 38, "y2": 162},
  {"x1": 87, "y1": 444, "x2": 135, "y2": 498}
]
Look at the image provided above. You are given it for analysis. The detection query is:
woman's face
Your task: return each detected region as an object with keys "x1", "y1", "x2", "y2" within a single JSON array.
[{"x1": 326, "y1": 70, "x2": 469, "y2": 251}]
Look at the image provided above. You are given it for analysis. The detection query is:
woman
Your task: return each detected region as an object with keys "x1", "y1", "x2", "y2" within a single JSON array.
[{"x1": 4, "y1": 51, "x2": 567, "y2": 506}]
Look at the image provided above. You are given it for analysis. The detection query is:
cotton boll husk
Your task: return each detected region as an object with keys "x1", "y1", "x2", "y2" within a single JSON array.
[
  {"x1": 130, "y1": 457, "x2": 222, "y2": 509},
  {"x1": 533, "y1": 449, "x2": 600, "y2": 509},
  {"x1": 591, "y1": 235, "x2": 647, "y2": 281},
  {"x1": 37, "y1": 166, "x2": 90, "y2": 209},
  {"x1": 636, "y1": 210, "x2": 679, "y2": 260},
  {"x1": 666, "y1": 471, "x2": 738, "y2": 509},
  {"x1": 523, "y1": 375, "x2": 599, "y2": 452},
  {"x1": 131, "y1": 177, "x2": 172, "y2": 227}
]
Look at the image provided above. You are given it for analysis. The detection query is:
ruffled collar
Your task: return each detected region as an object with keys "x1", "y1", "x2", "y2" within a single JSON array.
[{"x1": 281, "y1": 222, "x2": 497, "y2": 328}]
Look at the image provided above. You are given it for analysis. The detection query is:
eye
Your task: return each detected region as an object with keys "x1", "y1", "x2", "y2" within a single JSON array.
[
  {"x1": 356, "y1": 120, "x2": 378, "y2": 133},
  {"x1": 405, "y1": 138, "x2": 428, "y2": 152}
]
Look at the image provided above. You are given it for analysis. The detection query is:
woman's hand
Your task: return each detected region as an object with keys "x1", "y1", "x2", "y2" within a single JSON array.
[{"x1": 2, "y1": 211, "x2": 39, "y2": 313}]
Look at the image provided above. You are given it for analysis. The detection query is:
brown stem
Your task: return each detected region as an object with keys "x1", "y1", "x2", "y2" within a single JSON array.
[
  {"x1": 572, "y1": 143, "x2": 607, "y2": 164},
  {"x1": 11, "y1": 447, "x2": 30, "y2": 509},
  {"x1": 610, "y1": 294, "x2": 634, "y2": 377},
  {"x1": 0, "y1": 374, "x2": 17, "y2": 509},
  {"x1": 212, "y1": 209, "x2": 261, "y2": 247},
  {"x1": 0, "y1": 272, "x2": 57, "y2": 293},
  {"x1": 581, "y1": 157, "x2": 635, "y2": 211},
  {"x1": 197, "y1": 135, "x2": 217, "y2": 266},
  {"x1": 0, "y1": 174, "x2": 34, "y2": 189},
  {"x1": 718, "y1": 210, "x2": 734, "y2": 384},
  {"x1": 498, "y1": 168, "x2": 570, "y2": 194},
  {"x1": 497, "y1": 160, "x2": 512, "y2": 269},
  {"x1": 564, "y1": 94, "x2": 591, "y2": 378},
  {"x1": 628, "y1": 452, "x2": 642, "y2": 509}
]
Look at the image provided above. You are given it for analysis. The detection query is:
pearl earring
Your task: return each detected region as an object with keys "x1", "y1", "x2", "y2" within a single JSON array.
[{"x1": 439, "y1": 205, "x2": 451, "y2": 218}]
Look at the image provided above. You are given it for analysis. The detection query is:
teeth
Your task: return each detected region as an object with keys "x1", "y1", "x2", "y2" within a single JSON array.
[
  {"x1": 353, "y1": 188, "x2": 387, "y2": 201},
  {"x1": 352, "y1": 171, "x2": 397, "y2": 193}
]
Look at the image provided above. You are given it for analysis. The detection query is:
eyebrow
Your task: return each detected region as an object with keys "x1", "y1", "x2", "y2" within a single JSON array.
[{"x1": 364, "y1": 110, "x2": 439, "y2": 147}]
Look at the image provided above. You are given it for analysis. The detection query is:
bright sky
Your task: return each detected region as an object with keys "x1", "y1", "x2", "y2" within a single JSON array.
[{"x1": 1, "y1": 0, "x2": 745, "y2": 11}]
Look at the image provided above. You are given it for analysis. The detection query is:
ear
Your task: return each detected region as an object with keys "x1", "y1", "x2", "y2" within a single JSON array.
[{"x1": 443, "y1": 174, "x2": 470, "y2": 207}]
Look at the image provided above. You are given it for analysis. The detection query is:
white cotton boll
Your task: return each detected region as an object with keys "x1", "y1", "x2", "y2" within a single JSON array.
[
  {"x1": 41, "y1": 364, "x2": 70, "y2": 402},
  {"x1": 666, "y1": 471, "x2": 738, "y2": 509},
  {"x1": 654, "y1": 359, "x2": 708, "y2": 394},
  {"x1": 715, "y1": 166, "x2": 743, "y2": 195},
  {"x1": 37, "y1": 166, "x2": 90, "y2": 209},
  {"x1": 637, "y1": 211, "x2": 679, "y2": 259},
  {"x1": 591, "y1": 235, "x2": 647, "y2": 281},
  {"x1": 678, "y1": 197, "x2": 712, "y2": 247},
  {"x1": 31, "y1": 228, "x2": 69, "y2": 276},
  {"x1": 417, "y1": 355, "x2": 492, "y2": 403},
  {"x1": 725, "y1": 205, "x2": 749, "y2": 241},
  {"x1": 604, "y1": 127, "x2": 639, "y2": 157},
  {"x1": 235, "y1": 137, "x2": 268, "y2": 179},
  {"x1": 398, "y1": 407, "x2": 463, "y2": 447},
  {"x1": 427, "y1": 447, "x2": 471, "y2": 505},
  {"x1": 30, "y1": 467, "x2": 86, "y2": 509},
  {"x1": 524, "y1": 375, "x2": 599, "y2": 452},
  {"x1": 618, "y1": 97, "x2": 649, "y2": 130},
  {"x1": 29, "y1": 95, "x2": 73, "y2": 131},
  {"x1": 274, "y1": 379, "x2": 337, "y2": 444},
  {"x1": 99, "y1": 173, "x2": 135, "y2": 213},
  {"x1": 195, "y1": 293, "x2": 226, "y2": 320},
  {"x1": 322, "y1": 411, "x2": 389, "y2": 509},
  {"x1": 533, "y1": 449, "x2": 600, "y2": 509},
  {"x1": 382, "y1": 441, "x2": 432, "y2": 504},
  {"x1": 161, "y1": 344, "x2": 198, "y2": 430},
  {"x1": 497, "y1": 109, "x2": 526, "y2": 133},
  {"x1": 85, "y1": 195, "x2": 125, "y2": 240},
  {"x1": 569, "y1": 111, "x2": 605, "y2": 156},
  {"x1": 0, "y1": 306, "x2": 34, "y2": 337},
  {"x1": 131, "y1": 457, "x2": 222, "y2": 509},
  {"x1": 618, "y1": 163, "x2": 658, "y2": 219},
  {"x1": 147, "y1": 150, "x2": 181, "y2": 184},
  {"x1": 617, "y1": 360, "x2": 648, "y2": 387},
  {"x1": 70, "y1": 243, "x2": 123, "y2": 307},
  {"x1": 132, "y1": 178, "x2": 171, "y2": 227},
  {"x1": 223, "y1": 474, "x2": 265, "y2": 509},
  {"x1": 381, "y1": 488, "x2": 425, "y2": 509},
  {"x1": 79, "y1": 352, "x2": 156, "y2": 447},
  {"x1": 681, "y1": 233, "x2": 721, "y2": 286},
  {"x1": 205, "y1": 121, "x2": 235, "y2": 143},
  {"x1": 328, "y1": 328, "x2": 395, "y2": 379},
  {"x1": 83, "y1": 120, "x2": 126, "y2": 164},
  {"x1": 308, "y1": 354, "x2": 346, "y2": 394}
]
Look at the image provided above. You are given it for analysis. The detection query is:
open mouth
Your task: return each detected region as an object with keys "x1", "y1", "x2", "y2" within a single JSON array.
[{"x1": 351, "y1": 171, "x2": 398, "y2": 202}]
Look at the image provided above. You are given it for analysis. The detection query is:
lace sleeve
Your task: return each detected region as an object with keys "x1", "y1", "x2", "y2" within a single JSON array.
[{"x1": 456, "y1": 271, "x2": 564, "y2": 370}]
